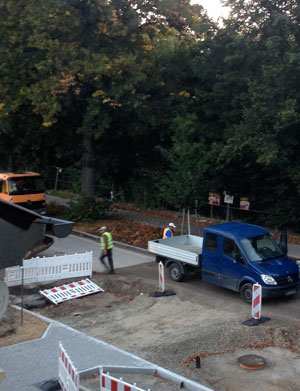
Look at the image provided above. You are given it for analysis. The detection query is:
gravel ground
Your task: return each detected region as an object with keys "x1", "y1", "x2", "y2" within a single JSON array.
[{"x1": 27, "y1": 271, "x2": 300, "y2": 391}]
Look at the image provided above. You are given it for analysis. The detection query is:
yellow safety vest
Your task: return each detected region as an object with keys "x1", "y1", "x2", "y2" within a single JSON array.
[
  {"x1": 100, "y1": 232, "x2": 113, "y2": 250},
  {"x1": 163, "y1": 227, "x2": 173, "y2": 239}
]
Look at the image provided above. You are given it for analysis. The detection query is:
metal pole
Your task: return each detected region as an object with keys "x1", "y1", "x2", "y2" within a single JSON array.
[
  {"x1": 195, "y1": 209, "x2": 201, "y2": 236},
  {"x1": 226, "y1": 203, "x2": 230, "y2": 222},
  {"x1": 187, "y1": 209, "x2": 190, "y2": 235},
  {"x1": 181, "y1": 208, "x2": 185, "y2": 235},
  {"x1": 21, "y1": 267, "x2": 24, "y2": 326},
  {"x1": 54, "y1": 168, "x2": 59, "y2": 191}
]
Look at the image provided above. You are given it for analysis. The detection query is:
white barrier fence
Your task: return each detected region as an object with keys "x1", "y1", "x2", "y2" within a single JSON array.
[
  {"x1": 40, "y1": 279, "x2": 103, "y2": 305},
  {"x1": 100, "y1": 369, "x2": 147, "y2": 391},
  {"x1": 59, "y1": 342, "x2": 79, "y2": 391},
  {"x1": 4, "y1": 252, "x2": 93, "y2": 287}
]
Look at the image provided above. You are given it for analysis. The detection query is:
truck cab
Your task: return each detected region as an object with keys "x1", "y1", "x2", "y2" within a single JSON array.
[
  {"x1": 202, "y1": 222, "x2": 300, "y2": 302},
  {"x1": 0, "y1": 172, "x2": 47, "y2": 215}
]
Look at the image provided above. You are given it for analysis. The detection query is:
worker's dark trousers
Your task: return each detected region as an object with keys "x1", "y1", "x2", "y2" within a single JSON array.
[{"x1": 100, "y1": 249, "x2": 114, "y2": 272}]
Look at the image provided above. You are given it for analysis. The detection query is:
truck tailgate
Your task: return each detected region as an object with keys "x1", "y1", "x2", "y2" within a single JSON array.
[{"x1": 148, "y1": 235, "x2": 203, "y2": 266}]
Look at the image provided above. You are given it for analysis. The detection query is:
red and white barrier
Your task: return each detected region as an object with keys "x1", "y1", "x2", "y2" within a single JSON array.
[
  {"x1": 5, "y1": 251, "x2": 93, "y2": 287},
  {"x1": 158, "y1": 261, "x2": 165, "y2": 293},
  {"x1": 40, "y1": 278, "x2": 104, "y2": 304},
  {"x1": 252, "y1": 283, "x2": 262, "y2": 320},
  {"x1": 59, "y1": 342, "x2": 79, "y2": 391},
  {"x1": 100, "y1": 369, "x2": 146, "y2": 391}
]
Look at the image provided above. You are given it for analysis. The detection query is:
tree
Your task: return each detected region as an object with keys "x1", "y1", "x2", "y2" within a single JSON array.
[{"x1": 0, "y1": 0, "x2": 212, "y2": 201}]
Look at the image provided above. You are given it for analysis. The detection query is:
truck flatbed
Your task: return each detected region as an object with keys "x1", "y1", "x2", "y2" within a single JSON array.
[{"x1": 148, "y1": 234, "x2": 203, "y2": 266}]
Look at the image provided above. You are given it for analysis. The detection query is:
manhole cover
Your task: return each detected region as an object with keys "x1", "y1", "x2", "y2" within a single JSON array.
[{"x1": 237, "y1": 354, "x2": 266, "y2": 370}]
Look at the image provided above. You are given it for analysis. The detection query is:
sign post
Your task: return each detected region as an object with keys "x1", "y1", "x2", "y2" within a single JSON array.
[
  {"x1": 242, "y1": 283, "x2": 270, "y2": 326},
  {"x1": 224, "y1": 195, "x2": 234, "y2": 222},
  {"x1": 252, "y1": 283, "x2": 262, "y2": 320},
  {"x1": 149, "y1": 261, "x2": 175, "y2": 297},
  {"x1": 159, "y1": 261, "x2": 165, "y2": 293}
]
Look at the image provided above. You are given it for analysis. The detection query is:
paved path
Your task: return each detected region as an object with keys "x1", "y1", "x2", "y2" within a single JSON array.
[
  {"x1": 0, "y1": 315, "x2": 154, "y2": 391},
  {"x1": 0, "y1": 311, "x2": 209, "y2": 391}
]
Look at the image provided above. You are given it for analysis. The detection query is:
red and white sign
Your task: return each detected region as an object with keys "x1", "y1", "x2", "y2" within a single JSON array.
[
  {"x1": 252, "y1": 283, "x2": 262, "y2": 320},
  {"x1": 40, "y1": 279, "x2": 104, "y2": 304},
  {"x1": 100, "y1": 370, "x2": 145, "y2": 391},
  {"x1": 59, "y1": 342, "x2": 79, "y2": 391},
  {"x1": 159, "y1": 261, "x2": 165, "y2": 293}
]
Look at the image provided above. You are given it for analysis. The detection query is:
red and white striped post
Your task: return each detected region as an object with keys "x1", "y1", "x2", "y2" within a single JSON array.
[
  {"x1": 158, "y1": 261, "x2": 165, "y2": 293},
  {"x1": 252, "y1": 283, "x2": 262, "y2": 320}
]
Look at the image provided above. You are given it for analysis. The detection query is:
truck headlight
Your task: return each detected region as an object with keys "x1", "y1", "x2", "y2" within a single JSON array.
[{"x1": 261, "y1": 275, "x2": 277, "y2": 285}]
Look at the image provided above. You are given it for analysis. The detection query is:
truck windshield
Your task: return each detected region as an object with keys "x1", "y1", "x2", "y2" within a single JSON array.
[
  {"x1": 8, "y1": 177, "x2": 45, "y2": 195},
  {"x1": 239, "y1": 234, "x2": 284, "y2": 262}
]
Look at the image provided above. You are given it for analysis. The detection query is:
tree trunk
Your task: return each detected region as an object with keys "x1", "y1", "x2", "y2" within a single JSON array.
[{"x1": 81, "y1": 132, "x2": 95, "y2": 200}]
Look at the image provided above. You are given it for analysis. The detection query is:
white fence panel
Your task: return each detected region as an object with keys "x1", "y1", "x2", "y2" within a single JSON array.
[
  {"x1": 37, "y1": 252, "x2": 93, "y2": 282},
  {"x1": 40, "y1": 279, "x2": 104, "y2": 304},
  {"x1": 59, "y1": 342, "x2": 79, "y2": 391},
  {"x1": 101, "y1": 369, "x2": 146, "y2": 391},
  {"x1": 5, "y1": 259, "x2": 38, "y2": 286},
  {"x1": 5, "y1": 252, "x2": 93, "y2": 287}
]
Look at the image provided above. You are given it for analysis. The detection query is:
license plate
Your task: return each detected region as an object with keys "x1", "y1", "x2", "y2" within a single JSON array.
[{"x1": 285, "y1": 290, "x2": 296, "y2": 296}]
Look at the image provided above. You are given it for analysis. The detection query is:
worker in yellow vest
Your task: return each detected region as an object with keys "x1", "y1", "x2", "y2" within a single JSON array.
[
  {"x1": 163, "y1": 223, "x2": 176, "y2": 239},
  {"x1": 98, "y1": 226, "x2": 115, "y2": 274}
]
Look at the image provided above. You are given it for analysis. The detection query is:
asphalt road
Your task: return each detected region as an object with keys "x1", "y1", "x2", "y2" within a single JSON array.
[
  {"x1": 40, "y1": 234, "x2": 300, "y2": 323},
  {"x1": 39, "y1": 233, "x2": 153, "y2": 273}
]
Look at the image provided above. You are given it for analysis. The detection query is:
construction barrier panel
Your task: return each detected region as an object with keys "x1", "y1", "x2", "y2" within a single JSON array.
[
  {"x1": 59, "y1": 342, "x2": 79, "y2": 391},
  {"x1": 158, "y1": 261, "x2": 165, "y2": 293},
  {"x1": 100, "y1": 369, "x2": 147, "y2": 391},
  {"x1": 252, "y1": 283, "x2": 262, "y2": 320},
  {"x1": 5, "y1": 252, "x2": 93, "y2": 287},
  {"x1": 40, "y1": 278, "x2": 104, "y2": 304}
]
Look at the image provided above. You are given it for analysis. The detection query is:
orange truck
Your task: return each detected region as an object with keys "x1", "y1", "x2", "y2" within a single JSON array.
[{"x1": 0, "y1": 172, "x2": 47, "y2": 215}]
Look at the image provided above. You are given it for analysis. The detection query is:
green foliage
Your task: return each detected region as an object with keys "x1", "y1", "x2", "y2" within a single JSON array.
[
  {"x1": 46, "y1": 201, "x2": 66, "y2": 218},
  {"x1": 1, "y1": 0, "x2": 300, "y2": 229},
  {"x1": 63, "y1": 197, "x2": 112, "y2": 222}
]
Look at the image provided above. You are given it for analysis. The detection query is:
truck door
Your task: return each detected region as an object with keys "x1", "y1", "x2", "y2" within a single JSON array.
[
  {"x1": 221, "y1": 236, "x2": 247, "y2": 291},
  {"x1": 201, "y1": 232, "x2": 222, "y2": 286}
]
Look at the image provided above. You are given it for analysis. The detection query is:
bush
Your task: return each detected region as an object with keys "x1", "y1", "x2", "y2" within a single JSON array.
[
  {"x1": 63, "y1": 196, "x2": 111, "y2": 222},
  {"x1": 46, "y1": 202, "x2": 66, "y2": 218}
]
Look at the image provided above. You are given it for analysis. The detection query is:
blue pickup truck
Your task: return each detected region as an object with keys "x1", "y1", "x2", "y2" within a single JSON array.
[{"x1": 148, "y1": 222, "x2": 300, "y2": 303}]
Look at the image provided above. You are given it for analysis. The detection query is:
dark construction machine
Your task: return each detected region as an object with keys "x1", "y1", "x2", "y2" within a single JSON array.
[{"x1": 0, "y1": 198, "x2": 74, "y2": 319}]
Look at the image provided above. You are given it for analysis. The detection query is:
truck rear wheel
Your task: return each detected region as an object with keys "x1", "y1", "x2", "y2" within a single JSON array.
[
  {"x1": 169, "y1": 263, "x2": 183, "y2": 282},
  {"x1": 240, "y1": 283, "x2": 253, "y2": 304}
]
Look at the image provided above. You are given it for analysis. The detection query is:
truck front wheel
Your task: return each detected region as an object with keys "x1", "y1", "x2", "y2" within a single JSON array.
[
  {"x1": 240, "y1": 283, "x2": 253, "y2": 304},
  {"x1": 169, "y1": 263, "x2": 183, "y2": 282}
]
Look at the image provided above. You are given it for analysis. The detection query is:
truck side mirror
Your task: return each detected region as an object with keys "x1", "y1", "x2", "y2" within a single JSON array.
[
  {"x1": 234, "y1": 254, "x2": 245, "y2": 264},
  {"x1": 279, "y1": 226, "x2": 287, "y2": 255}
]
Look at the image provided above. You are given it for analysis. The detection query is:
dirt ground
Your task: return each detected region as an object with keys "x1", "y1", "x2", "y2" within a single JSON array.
[
  {"x1": 4, "y1": 270, "x2": 300, "y2": 391},
  {"x1": 0, "y1": 306, "x2": 48, "y2": 348}
]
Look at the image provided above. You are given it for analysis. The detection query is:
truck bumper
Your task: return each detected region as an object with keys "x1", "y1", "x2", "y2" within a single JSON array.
[{"x1": 262, "y1": 282, "x2": 300, "y2": 298}]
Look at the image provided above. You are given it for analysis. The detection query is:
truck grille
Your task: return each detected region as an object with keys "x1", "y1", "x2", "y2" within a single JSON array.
[{"x1": 276, "y1": 272, "x2": 299, "y2": 285}]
